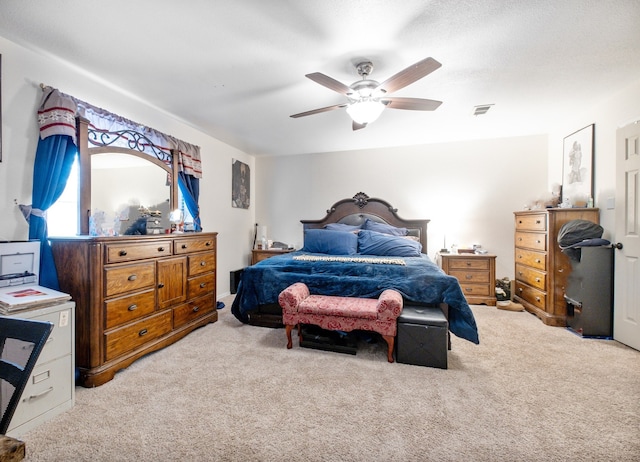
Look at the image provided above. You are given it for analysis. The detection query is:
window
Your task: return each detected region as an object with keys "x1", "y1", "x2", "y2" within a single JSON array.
[{"x1": 47, "y1": 159, "x2": 79, "y2": 237}]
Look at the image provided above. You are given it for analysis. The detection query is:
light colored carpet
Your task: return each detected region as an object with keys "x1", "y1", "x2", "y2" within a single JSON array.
[{"x1": 21, "y1": 296, "x2": 640, "y2": 461}]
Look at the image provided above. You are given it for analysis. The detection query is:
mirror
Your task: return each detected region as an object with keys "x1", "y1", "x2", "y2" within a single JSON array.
[
  {"x1": 77, "y1": 117, "x2": 179, "y2": 235},
  {"x1": 90, "y1": 153, "x2": 171, "y2": 236}
]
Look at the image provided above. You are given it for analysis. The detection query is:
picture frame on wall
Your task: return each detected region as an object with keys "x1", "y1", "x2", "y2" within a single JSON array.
[
  {"x1": 562, "y1": 124, "x2": 594, "y2": 206},
  {"x1": 231, "y1": 159, "x2": 250, "y2": 209},
  {"x1": 0, "y1": 54, "x2": 3, "y2": 162}
]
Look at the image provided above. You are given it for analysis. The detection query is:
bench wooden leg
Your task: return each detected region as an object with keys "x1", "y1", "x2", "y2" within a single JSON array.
[
  {"x1": 382, "y1": 335, "x2": 395, "y2": 363},
  {"x1": 285, "y1": 324, "x2": 294, "y2": 349}
]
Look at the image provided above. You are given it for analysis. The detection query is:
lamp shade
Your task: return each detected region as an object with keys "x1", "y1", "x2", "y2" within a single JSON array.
[{"x1": 346, "y1": 100, "x2": 385, "y2": 125}]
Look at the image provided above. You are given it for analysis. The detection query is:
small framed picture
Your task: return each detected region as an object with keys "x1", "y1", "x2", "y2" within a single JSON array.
[
  {"x1": 231, "y1": 159, "x2": 250, "y2": 209},
  {"x1": 562, "y1": 124, "x2": 594, "y2": 205}
]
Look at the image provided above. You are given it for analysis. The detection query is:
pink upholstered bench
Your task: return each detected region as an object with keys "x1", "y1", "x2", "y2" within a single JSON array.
[{"x1": 278, "y1": 282, "x2": 404, "y2": 363}]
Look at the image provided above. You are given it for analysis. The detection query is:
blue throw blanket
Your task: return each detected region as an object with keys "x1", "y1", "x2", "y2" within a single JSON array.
[{"x1": 231, "y1": 252, "x2": 479, "y2": 344}]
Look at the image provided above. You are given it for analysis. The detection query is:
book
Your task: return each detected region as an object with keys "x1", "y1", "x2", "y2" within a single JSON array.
[{"x1": 0, "y1": 284, "x2": 71, "y2": 314}]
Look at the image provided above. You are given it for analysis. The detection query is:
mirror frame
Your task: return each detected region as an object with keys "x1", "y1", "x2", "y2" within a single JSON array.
[{"x1": 76, "y1": 117, "x2": 179, "y2": 235}]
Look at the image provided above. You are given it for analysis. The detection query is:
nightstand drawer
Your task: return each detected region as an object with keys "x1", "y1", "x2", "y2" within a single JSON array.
[
  {"x1": 459, "y1": 283, "x2": 491, "y2": 297},
  {"x1": 515, "y1": 231, "x2": 546, "y2": 251},
  {"x1": 449, "y1": 270, "x2": 490, "y2": 283},
  {"x1": 515, "y1": 248, "x2": 546, "y2": 270},
  {"x1": 448, "y1": 258, "x2": 489, "y2": 270}
]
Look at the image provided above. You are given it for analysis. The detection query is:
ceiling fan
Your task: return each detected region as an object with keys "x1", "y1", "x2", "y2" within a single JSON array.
[{"x1": 290, "y1": 57, "x2": 443, "y2": 131}]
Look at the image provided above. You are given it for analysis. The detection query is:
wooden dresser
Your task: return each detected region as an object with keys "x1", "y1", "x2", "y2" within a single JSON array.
[
  {"x1": 51, "y1": 233, "x2": 217, "y2": 387},
  {"x1": 514, "y1": 209, "x2": 599, "y2": 326},
  {"x1": 438, "y1": 253, "x2": 496, "y2": 306}
]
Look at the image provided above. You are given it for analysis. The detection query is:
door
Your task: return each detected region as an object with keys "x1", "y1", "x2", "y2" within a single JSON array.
[
  {"x1": 614, "y1": 121, "x2": 640, "y2": 350},
  {"x1": 157, "y1": 256, "x2": 187, "y2": 309}
]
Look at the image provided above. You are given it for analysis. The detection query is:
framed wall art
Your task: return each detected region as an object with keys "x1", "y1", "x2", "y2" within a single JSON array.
[
  {"x1": 562, "y1": 124, "x2": 594, "y2": 205},
  {"x1": 0, "y1": 54, "x2": 2, "y2": 162},
  {"x1": 231, "y1": 159, "x2": 250, "y2": 209}
]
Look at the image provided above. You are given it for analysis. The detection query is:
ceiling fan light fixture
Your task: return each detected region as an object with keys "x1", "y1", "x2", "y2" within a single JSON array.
[{"x1": 346, "y1": 100, "x2": 385, "y2": 125}]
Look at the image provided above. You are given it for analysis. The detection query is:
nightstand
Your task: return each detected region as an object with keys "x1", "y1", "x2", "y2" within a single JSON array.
[
  {"x1": 438, "y1": 253, "x2": 496, "y2": 306},
  {"x1": 251, "y1": 248, "x2": 294, "y2": 265}
]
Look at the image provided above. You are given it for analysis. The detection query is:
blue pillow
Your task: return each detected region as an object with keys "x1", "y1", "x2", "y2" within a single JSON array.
[
  {"x1": 302, "y1": 229, "x2": 358, "y2": 255},
  {"x1": 357, "y1": 230, "x2": 422, "y2": 257},
  {"x1": 324, "y1": 223, "x2": 361, "y2": 232},
  {"x1": 362, "y1": 218, "x2": 408, "y2": 236}
]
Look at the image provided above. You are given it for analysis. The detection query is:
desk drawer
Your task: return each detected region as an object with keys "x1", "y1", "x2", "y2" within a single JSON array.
[
  {"x1": 104, "y1": 310, "x2": 172, "y2": 361},
  {"x1": 515, "y1": 232, "x2": 547, "y2": 251}
]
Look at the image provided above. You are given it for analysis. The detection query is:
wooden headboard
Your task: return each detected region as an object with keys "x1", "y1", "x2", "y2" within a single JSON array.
[{"x1": 300, "y1": 192, "x2": 429, "y2": 251}]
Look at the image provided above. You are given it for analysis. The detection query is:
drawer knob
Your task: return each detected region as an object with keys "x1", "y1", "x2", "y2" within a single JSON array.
[
  {"x1": 139, "y1": 329, "x2": 148, "y2": 336},
  {"x1": 119, "y1": 250, "x2": 127, "y2": 256},
  {"x1": 518, "y1": 271, "x2": 523, "y2": 276},
  {"x1": 518, "y1": 255, "x2": 522, "y2": 259},
  {"x1": 182, "y1": 244, "x2": 188, "y2": 249},
  {"x1": 200, "y1": 261, "x2": 206, "y2": 266},
  {"x1": 518, "y1": 288, "x2": 523, "y2": 293},
  {"x1": 158, "y1": 247, "x2": 165, "y2": 252},
  {"x1": 199, "y1": 282, "x2": 206, "y2": 288},
  {"x1": 206, "y1": 241, "x2": 212, "y2": 247},
  {"x1": 518, "y1": 237, "x2": 522, "y2": 241},
  {"x1": 465, "y1": 288, "x2": 473, "y2": 293},
  {"x1": 535, "y1": 297, "x2": 541, "y2": 302},
  {"x1": 535, "y1": 259, "x2": 541, "y2": 263},
  {"x1": 465, "y1": 275, "x2": 472, "y2": 280},
  {"x1": 192, "y1": 306, "x2": 200, "y2": 312},
  {"x1": 128, "y1": 275, "x2": 137, "y2": 281},
  {"x1": 535, "y1": 278, "x2": 540, "y2": 282},
  {"x1": 128, "y1": 304, "x2": 137, "y2": 311},
  {"x1": 536, "y1": 220, "x2": 541, "y2": 224},
  {"x1": 466, "y1": 262, "x2": 471, "y2": 266},
  {"x1": 158, "y1": 283, "x2": 165, "y2": 288}
]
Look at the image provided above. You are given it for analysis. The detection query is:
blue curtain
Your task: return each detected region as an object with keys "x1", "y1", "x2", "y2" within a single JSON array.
[
  {"x1": 29, "y1": 135, "x2": 77, "y2": 289},
  {"x1": 178, "y1": 173, "x2": 201, "y2": 231}
]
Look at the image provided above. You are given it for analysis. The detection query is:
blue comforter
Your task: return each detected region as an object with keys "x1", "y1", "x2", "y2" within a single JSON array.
[{"x1": 231, "y1": 252, "x2": 479, "y2": 344}]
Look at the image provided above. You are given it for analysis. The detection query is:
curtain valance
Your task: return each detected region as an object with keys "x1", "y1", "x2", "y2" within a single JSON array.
[{"x1": 39, "y1": 86, "x2": 202, "y2": 178}]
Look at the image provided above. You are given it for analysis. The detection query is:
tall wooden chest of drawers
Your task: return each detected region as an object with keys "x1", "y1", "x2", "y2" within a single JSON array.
[
  {"x1": 51, "y1": 233, "x2": 217, "y2": 387},
  {"x1": 438, "y1": 253, "x2": 497, "y2": 306},
  {"x1": 5, "y1": 301, "x2": 75, "y2": 437},
  {"x1": 513, "y1": 209, "x2": 599, "y2": 326}
]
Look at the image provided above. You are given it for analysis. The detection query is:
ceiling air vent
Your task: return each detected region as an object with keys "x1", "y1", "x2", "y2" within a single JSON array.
[{"x1": 473, "y1": 104, "x2": 494, "y2": 116}]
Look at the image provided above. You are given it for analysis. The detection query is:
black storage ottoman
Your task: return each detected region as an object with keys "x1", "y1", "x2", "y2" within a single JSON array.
[{"x1": 396, "y1": 305, "x2": 448, "y2": 369}]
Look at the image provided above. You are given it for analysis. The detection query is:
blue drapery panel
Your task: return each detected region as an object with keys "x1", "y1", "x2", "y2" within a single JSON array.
[
  {"x1": 29, "y1": 135, "x2": 77, "y2": 289},
  {"x1": 178, "y1": 173, "x2": 201, "y2": 231}
]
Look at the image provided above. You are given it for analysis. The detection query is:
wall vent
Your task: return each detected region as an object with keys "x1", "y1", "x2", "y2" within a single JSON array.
[{"x1": 473, "y1": 104, "x2": 494, "y2": 116}]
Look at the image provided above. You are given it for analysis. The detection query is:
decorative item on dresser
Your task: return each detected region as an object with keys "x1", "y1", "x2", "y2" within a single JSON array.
[
  {"x1": 513, "y1": 208, "x2": 599, "y2": 326},
  {"x1": 438, "y1": 253, "x2": 497, "y2": 306},
  {"x1": 50, "y1": 233, "x2": 217, "y2": 387},
  {"x1": 251, "y1": 248, "x2": 294, "y2": 265}
]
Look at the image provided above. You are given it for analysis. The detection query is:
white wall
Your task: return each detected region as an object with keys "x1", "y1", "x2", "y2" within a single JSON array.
[
  {"x1": 546, "y1": 78, "x2": 640, "y2": 240},
  {"x1": 0, "y1": 35, "x2": 256, "y2": 296},
  {"x1": 255, "y1": 134, "x2": 549, "y2": 280}
]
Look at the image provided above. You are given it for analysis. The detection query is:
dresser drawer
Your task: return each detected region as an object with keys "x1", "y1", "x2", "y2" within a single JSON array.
[
  {"x1": 514, "y1": 281, "x2": 546, "y2": 310},
  {"x1": 104, "y1": 262, "x2": 156, "y2": 297},
  {"x1": 174, "y1": 237, "x2": 216, "y2": 255},
  {"x1": 187, "y1": 272, "x2": 215, "y2": 299},
  {"x1": 188, "y1": 252, "x2": 216, "y2": 276},
  {"x1": 515, "y1": 248, "x2": 546, "y2": 271},
  {"x1": 173, "y1": 294, "x2": 215, "y2": 328},
  {"x1": 104, "y1": 310, "x2": 173, "y2": 361},
  {"x1": 105, "y1": 288, "x2": 156, "y2": 329},
  {"x1": 10, "y1": 355, "x2": 73, "y2": 430},
  {"x1": 449, "y1": 270, "x2": 490, "y2": 284},
  {"x1": 515, "y1": 231, "x2": 547, "y2": 251},
  {"x1": 515, "y1": 213, "x2": 547, "y2": 231},
  {"x1": 515, "y1": 264, "x2": 546, "y2": 290},
  {"x1": 105, "y1": 240, "x2": 172, "y2": 263},
  {"x1": 448, "y1": 258, "x2": 489, "y2": 270},
  {"x1": 459, "y1": 283, "x2": 491, "y2": 297}
]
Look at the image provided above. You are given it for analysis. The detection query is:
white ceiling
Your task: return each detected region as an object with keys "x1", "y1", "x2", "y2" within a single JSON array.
[{"x1": 1, "y1": 0, "x2": 639, "y2": 156}]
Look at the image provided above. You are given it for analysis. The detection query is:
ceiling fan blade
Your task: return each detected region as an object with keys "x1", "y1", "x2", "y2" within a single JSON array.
[
  {"x1": 381, "y1": 97, "x2": 442, "y2": 111},
  {"x1": 352, "y1": 121, "x2": 367, "y2": 131},
  {"x1": 377, "y1": 57, "x2": 442, "y2": 94},
  {"x1": 290, "y1": 103, "x2": 347, "y2": 118},
  {"x1": 306, "y1": 72, "x2": 353, "y2": 96}
]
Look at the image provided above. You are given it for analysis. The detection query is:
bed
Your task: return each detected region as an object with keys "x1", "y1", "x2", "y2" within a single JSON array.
[{"x1": 231, "y1": 192, "x2": 479, "y2": 344}]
